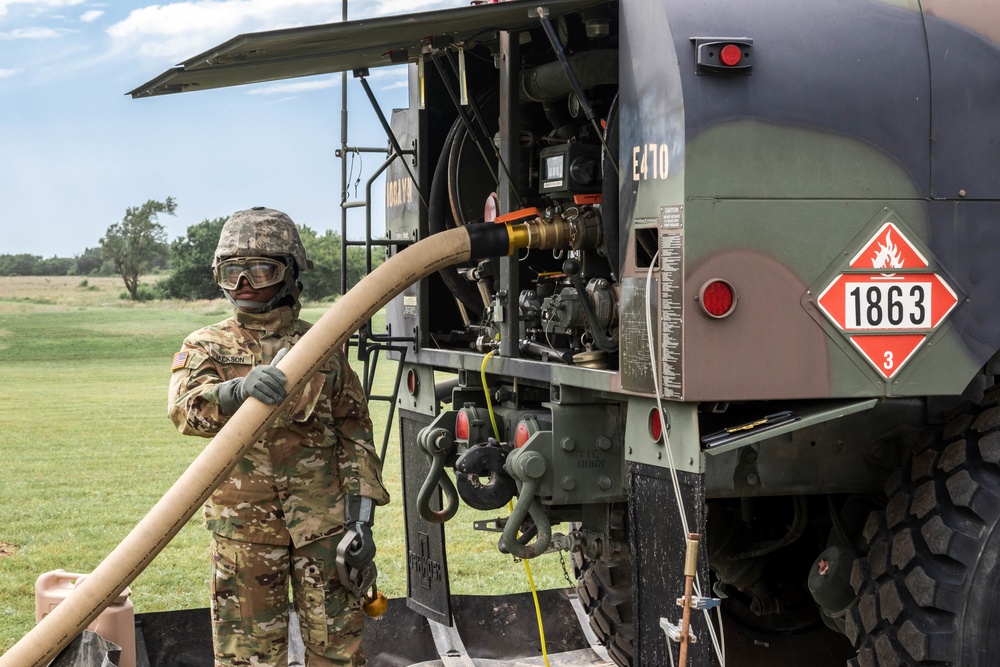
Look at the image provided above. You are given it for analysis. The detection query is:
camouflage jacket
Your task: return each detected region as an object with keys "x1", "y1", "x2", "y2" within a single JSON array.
[{"x1": 168, "y1": 304, "x2": 389, "y2": 547}]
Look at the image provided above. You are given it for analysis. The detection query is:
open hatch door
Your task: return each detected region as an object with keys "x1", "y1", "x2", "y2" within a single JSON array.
[{"x1": 128, "y1": 0, "x2": 608, "y2": 98}]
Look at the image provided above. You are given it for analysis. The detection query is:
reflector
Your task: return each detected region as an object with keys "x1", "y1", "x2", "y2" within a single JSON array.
[
  {"x1": 515, "y1": 421, "x2": 531, "y2": 448},
  {"x1": 649, "y1": 408, "x2": 663, "y2": 443},
  {"x1": 720, "y1": 44, "x2": 742, "y2": 66},
  {"x1": 456, "y1": 410, "x2": 471, "y2": 441}
]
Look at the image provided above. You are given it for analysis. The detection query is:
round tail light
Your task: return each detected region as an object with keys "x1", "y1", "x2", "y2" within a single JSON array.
[{"x1": 698, "y1": 279, "x2": 737, "y2": 318}]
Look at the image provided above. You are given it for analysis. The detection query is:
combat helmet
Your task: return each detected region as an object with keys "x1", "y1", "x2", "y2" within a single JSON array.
[
  {"x1": 214, "y1": 206, "x2": 312, "y2": 272},
  {"x1": 214, "y1": 206, "x2": 312, "y2": 313}
]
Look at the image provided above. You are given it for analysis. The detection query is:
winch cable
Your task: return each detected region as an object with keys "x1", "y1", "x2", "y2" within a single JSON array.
[
  {"x1": 644, "y1": 254, "x2": 727, "y2": 666},
  {"x1": 481, "y1": 350, "x2": 551, "y2": 667},
  {"x1": 0, "y1": 217, "x2": 559, "y2": 667}
]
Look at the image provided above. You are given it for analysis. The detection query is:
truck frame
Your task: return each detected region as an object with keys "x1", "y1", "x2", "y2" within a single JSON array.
[{"x1": 131, "y1": 1, "x2": 1000, "y2": 664}]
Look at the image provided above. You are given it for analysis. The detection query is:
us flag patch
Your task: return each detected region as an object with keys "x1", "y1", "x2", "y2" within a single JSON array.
[{"x1": 171, "y1": 350, "x2": 189, "y2": 371}]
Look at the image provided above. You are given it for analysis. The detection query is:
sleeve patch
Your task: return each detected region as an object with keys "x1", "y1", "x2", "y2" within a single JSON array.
[{"x1": 171, "y1": 350, "x2": 189, "y2": 372}]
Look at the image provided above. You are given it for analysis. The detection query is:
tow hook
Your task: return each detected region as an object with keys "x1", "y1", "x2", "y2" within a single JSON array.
[{"x1": 454, "y1": 438, "x2": 517, "y2": 510}]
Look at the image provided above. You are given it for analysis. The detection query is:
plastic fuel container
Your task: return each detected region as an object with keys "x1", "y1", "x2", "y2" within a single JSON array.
[{"x1": 35, "y1": 570, "x2": 136, "y2": 667}]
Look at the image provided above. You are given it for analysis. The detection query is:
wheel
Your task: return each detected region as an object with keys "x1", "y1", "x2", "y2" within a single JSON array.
[
  {"x1": 572, "y1": 506, "x2": 635, "y2": 667},
  {"x1": 846, "y1": 387, "x2": 1000, "y2": 666}
]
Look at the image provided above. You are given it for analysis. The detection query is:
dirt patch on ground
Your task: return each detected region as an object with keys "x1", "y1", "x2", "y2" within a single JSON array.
[{"x1": 0, "y1": 541, "x2": 17, "y2": 557}]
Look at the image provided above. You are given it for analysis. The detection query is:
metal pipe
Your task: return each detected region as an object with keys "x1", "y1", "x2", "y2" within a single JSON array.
[
  {"x1": 678, "y1": 533, "x2": 701, "y2": 667},
  {"x1": 355, "y1": 72, "x2": 427, "y2": 210}
]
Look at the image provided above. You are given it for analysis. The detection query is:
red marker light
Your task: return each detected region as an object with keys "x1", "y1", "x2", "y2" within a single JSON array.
[
  {"x1": 699, "y1": 280, "x2": 736, "y2": 318},
  {"x1": 406, "y1": 369, "x2": 419, "y2": 395},
  {"x1": 720, "y1": 44, "x2": 742, "y2": 67},
  {"x1": 456, "y1": 410, "x2": 470, "y2": 441},
  {"x1": 649, "y1": 408, "x2": 663, "y2": 443},
  {"x1": 515, "y1": 421, "x2": 531, "y2": 448}
]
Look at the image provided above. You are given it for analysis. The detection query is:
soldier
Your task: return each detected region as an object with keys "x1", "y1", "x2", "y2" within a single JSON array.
[{"x1": 168, "y1": 207, "x2": 389, "y2": 666}]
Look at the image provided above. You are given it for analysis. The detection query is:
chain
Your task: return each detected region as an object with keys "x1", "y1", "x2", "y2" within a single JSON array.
[{"x1": 558, "y1": 548, "x2": 576, "y2": 587}]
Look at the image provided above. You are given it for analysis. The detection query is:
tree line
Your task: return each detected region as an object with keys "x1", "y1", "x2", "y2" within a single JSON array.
[{"x1": 1, "y1": 198, "x2": 383, "y2": 301}]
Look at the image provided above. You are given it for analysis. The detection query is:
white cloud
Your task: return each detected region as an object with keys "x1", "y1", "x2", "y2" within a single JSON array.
[
  {"x1": 0, "y1": 26, "x2": 69, "y2": 38},
  {"x1": 106, "y1": 0, "x2": 467, "y2": 64},
  {"x1": 369, "y1": 0, "x2": 457, "y2": 16},
  {"x1": 0, "y1": 0, "x2": 84, "y2": 18},
  {"x1": 79, "y1": 9, "x2": 102, "y2": 22},
  {"x1": 107, "y1": 0, "x2": 345, "y2": 63},
  {"x1": 246, "y1": 75, "x2": 338, "y2": 95},
  {"x1": 0, "y1": 67, "x2": 17, "y2": 77}
]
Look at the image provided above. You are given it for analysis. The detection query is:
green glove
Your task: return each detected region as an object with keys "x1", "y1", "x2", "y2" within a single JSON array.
[{"x1": 217, "y1": 363, "x2": 288, "y2": 415}]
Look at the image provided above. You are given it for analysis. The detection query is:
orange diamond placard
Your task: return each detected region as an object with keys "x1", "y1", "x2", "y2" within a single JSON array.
[{"x1": 817, "y1": 222, "x2": 958, "y2": 379}]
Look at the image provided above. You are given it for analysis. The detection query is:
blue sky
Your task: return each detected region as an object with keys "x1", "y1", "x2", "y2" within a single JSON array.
[{"x1": 0, "y1": 0, "x2": 458, "y2": 258}]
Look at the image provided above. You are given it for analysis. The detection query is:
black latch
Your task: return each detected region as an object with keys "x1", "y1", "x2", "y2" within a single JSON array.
[{"x1": 692, "y1": 37, "x2": 754, "y2": 76}]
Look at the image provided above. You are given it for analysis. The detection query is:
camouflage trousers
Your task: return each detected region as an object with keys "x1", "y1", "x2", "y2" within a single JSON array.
[{"x1": 210, "y1": 533, "x2": 365, "y2": 667}]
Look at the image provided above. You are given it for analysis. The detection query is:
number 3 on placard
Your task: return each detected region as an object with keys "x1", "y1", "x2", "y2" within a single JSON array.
[{"x1": 884, "y1": 351, "x2": 894, "y2": 370}]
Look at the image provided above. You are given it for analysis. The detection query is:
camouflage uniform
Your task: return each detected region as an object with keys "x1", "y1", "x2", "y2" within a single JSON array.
[{"x1": 169, "y1": 302, "x2": 389, "y2": 666}]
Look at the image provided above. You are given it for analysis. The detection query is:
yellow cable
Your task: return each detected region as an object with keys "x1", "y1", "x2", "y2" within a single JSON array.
[
  {"x1": 480, "y1": 350, "x2": 501, "y2": 440},
  {"x1": 481, "y1": 350, "x2": 551, "y2": 667},
  {"x1": 522, "y1": 552, "x2": 550, "y2": 665}
]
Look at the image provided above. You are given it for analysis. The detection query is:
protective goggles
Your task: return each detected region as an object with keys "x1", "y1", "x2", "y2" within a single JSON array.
[{"x1": 215, "y1": 257, "x2": 288, "y2": 290}]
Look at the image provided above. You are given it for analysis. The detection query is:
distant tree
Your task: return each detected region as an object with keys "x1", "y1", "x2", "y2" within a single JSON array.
[
  {"x1": 159, "y1": 216, "x2": 227, "y2": 300},
  {"x1": 298, "y1": 226, "x2": 341, "y2": 300},
  {"x1": 101, "y1": 198, "x2": 175, "y2": 301},
  {"x1": 346, "y1": 245, "x2": 385, "y2": 287},
  {"x1": 0, "y1": 254, "x2": 41, "y2": 276},
  {"x1": 75, "y1": 247, "x2": 106, "y2": 276},
  {"x1": 37, "y1": 256, "x2": 75, "y2": 276},
  {"x1": 298, "y1": 226, "x2": 384, "y2": 301}
]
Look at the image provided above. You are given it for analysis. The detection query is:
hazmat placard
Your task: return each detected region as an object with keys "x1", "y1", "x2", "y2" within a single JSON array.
[{"x1": 816, "y1": 220, "x2": 959, "y2": 379}]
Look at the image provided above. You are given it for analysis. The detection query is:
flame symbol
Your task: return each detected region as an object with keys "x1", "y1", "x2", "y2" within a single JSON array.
[{"x1": 871, "y1": 229, "x2": 904, "y2": 270}]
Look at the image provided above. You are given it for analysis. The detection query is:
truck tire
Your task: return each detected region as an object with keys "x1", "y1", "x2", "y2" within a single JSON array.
[
  {"x1": 845, "y1": 391, "x2": 1000, "y2": 666},
  {"x1": 573, "y1": 507, "x2": 635, "y2": 667}
]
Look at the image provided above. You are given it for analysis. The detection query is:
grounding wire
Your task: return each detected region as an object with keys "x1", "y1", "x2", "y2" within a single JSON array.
[
  {"x1": 644, "y1": 253, "x2": 726, "y2": 666},
  {"x1": 480, "y1": 350, "x2": 551, "y2": 667}
]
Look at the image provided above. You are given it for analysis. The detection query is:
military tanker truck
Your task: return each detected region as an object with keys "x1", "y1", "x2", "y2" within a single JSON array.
[{"x1": 130, "y1": 0, "x2": 1000, "y2": 664}]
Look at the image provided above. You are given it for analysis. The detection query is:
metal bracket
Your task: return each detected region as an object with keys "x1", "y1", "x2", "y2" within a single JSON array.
[
  {"x1": 472, "y1": 518, "x2": 505, "y2": 533},
  {"x1": 675, "y1": 596, "x2": 721, "y2": 611},
  {"x1": 659, "y1": 618, "x2": 697, "y2": 645}
]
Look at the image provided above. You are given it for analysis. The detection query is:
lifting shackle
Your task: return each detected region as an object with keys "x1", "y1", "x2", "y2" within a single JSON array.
[
  {"x1": 416, "y1": 427, "x2": 460, "y2": 523},
  {"x1": 500, "y1": 448, "x2": 553, "y2": 559}
]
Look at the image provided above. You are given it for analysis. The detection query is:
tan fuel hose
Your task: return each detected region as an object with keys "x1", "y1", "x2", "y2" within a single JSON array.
[{"x1": 0, "y1": 226, "x2": 482, "y2": 667}]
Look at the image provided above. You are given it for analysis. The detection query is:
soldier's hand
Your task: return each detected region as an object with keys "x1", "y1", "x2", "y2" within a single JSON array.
[
  {"x1": 217, "y1": 362, "x2": 288, "y2": 414},
  {"x1": 239, "y1": 364, "x2": 287, "y2": 404}
]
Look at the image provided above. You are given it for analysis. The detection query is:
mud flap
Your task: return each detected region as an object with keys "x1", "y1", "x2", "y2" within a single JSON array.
[
  {"x1": 399, "y1": 408, "x2": 453, "y2": 625},
  {"x1": 627, "y1": 461, "x2": 712, "y2": 667}
]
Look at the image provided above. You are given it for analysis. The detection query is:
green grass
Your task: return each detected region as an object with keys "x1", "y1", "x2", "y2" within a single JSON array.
[{"x1": 0, "y1": 287, "x2": 571, "y2": 653}]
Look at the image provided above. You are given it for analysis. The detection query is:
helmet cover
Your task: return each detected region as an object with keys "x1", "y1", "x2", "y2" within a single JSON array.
[{"x1": 213, "y1": 207, "x2": 311, "y2": 272}]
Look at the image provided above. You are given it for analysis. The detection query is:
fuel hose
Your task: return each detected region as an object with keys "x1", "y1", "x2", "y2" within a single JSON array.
[{"x1": 0, "y1": 220, "x2": 533, "y2": 667}]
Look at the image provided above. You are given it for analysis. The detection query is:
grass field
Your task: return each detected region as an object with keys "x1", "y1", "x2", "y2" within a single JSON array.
[{"x1": 0, "y1": 276, "x2": 573, "y2": 652}]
